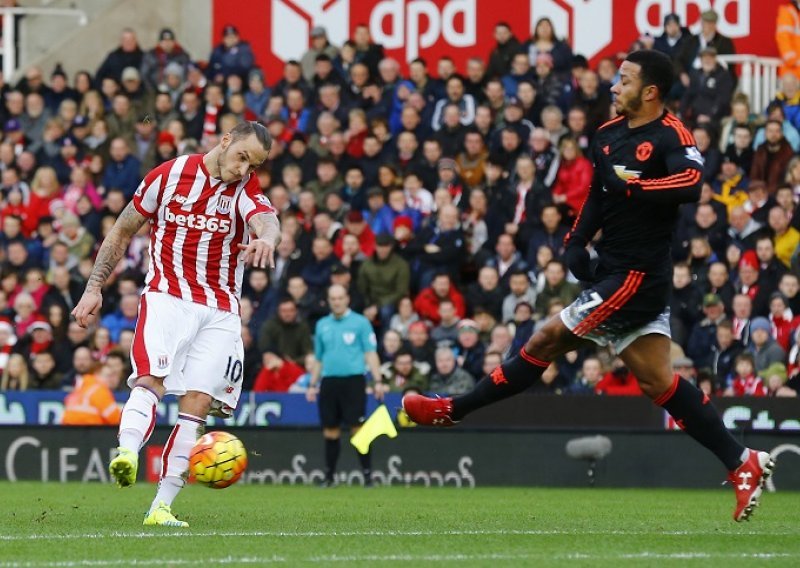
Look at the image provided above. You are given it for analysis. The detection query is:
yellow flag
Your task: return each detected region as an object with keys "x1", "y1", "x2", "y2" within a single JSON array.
[{"x1": 350, "y1": 404, "x2": 398, "y2": 454}]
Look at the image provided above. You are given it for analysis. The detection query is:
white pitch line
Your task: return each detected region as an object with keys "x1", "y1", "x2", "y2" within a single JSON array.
[
  {"x1": 0, "y1": 528, "x2": 796, "y2": 542},
  {"x1": 0, "y1": 552, "x2": 796, "y2": 567}
]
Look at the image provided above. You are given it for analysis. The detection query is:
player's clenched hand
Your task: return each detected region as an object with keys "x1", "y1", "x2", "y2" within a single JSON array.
[
  {"x1": 72, "y1": 289, "x2": 103, "y2": 328},
  {"x1": 237, "y1": 239, "x2": 276, "y2": 269}
]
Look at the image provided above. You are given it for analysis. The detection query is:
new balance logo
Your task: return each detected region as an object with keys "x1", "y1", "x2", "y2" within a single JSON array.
[
  {"x1": 432, "y1": 418, "x2": 446, "y2": 425},
  {"x1": 737, "y1": 471, "x2": 753, "y2": 491},
  {"x1": 491, "y1": 367, "x2": 508, "y2": 386}
]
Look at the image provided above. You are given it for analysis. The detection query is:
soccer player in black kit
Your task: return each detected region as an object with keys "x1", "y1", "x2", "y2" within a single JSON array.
[{"x1": 404, "y1": 50, "x2": 774, "y2": 522}]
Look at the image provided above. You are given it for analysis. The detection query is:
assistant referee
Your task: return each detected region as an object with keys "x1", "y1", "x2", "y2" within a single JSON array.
[{"x1": 306, "y1": 284, "x2": 383, "y2": 487}]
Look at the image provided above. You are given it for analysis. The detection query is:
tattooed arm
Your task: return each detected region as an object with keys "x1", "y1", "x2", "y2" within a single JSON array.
[
  {"x1": 237, "y1": 212, "x2": 281, "y2": 269},
  {"x1": 72, "y1": 202, "x2": 149, "y2": 327}
]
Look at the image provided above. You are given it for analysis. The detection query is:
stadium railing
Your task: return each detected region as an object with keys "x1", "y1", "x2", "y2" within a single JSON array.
[
  {"x1": 0, "y1": 5, "x2": 88, "y2": 82},
  {"x1": 718, "y1": 54, "x2": 783, "y2": 112}
]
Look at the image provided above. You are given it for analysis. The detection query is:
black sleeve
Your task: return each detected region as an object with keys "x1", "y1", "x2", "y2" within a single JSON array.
[{"x1": 564, "y1": 168, "x2": 603, "y2": 249}]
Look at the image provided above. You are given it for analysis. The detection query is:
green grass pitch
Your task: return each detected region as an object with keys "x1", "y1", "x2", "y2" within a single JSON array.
[{"x1": 2, "y1": 482, "x2": 799, "y2": 567}]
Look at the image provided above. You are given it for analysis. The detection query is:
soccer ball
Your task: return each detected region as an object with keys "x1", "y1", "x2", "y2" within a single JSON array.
[{"x1": 189, "y1": 431, "x2": 248, "y2": 488}]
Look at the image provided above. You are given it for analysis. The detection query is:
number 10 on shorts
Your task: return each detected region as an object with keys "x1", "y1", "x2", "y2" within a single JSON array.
[{"x1": 224, "y1": 356, "x2": 243, "y2": 384}]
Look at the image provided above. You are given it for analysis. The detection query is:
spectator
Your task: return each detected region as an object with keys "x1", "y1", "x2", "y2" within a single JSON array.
[
  {"x1": 429, "y1": 346, "x2": 475, "y2": 395},
  {"x1": 711, "y1": 319, "x2": 744, "y2": 389},
  {"x1": 257, "y1": 298, "x2": 313, "y2": 366},
  {"x1": 465, "y1": 266, "x2": 504, "y2": 321},
  {"x1": 96, "y1": 28, "x2": 144, "y2": 83},
  {"x1": 534, "y1": 260, "x2": 580, "y2": 316},
  {"x1": 252, "y1": 352, "x2": 305, "y2": 392},
  {"x1": 379, "y1": 348, "x2": 428, "y2": 394},
  {"x1": 654, "y1": 13, "x2": 691, "y2": 66},
  {"x1": 0, "y1": 353, "x2": 29, "y2": 390},
  {"x1": 414, "y1": 271, "x2": 466, "y2": 326},
  {"x1": 357, "y1": 233, "x2": 410, "y2": 324},
  {"x1": 29, "y1": 350, "x2": 62, "y2": 390},
  {"x1": 724, "y1": 352, "x2": 767, "y2": 396},
  {"x1": 767, "y1": 292, "x2": 800, "y2": 351},
  {"x1": 748, "y1": 316, "x2": 786, "y2": 372},
  {"x1": 595, "y1": 359, "x2": 643, "y2": 396},
  {"x1": 486, "y1": 22, "x2": 522, "y2": 80},
  {"x1": 352, "y1": 24, "x2": 384, "y2": 78},
  {"x1": 524, "y1": 17, "x2": 573, "y2": 76},
  {"x1": 99, "y1": 294, "x2": 138, "y2": 343},
  {"x1": 767, "y1": 206, "x2": 799, "y2": 268},
  {"x1": 678, "y1": 10, "x2": 735, "y2": 83},
  {"x1": 406, "y1": 204, "x2": 465, "y2": 287},
  {"x1": 567, "y1": 356, "x2": 604, "y2": 394},
  {"x1": 102, "y1": 137, "x2": 141, "y2": 199},
  {"x1": 551, "y1": 137, "x2": 592, "y2": 218},
  {"x1": 431, "y1": 76, "x2": 476, "y2": 131},
  {"x1": 430, "y1": 299, "x2": 461, "y2": 347},
  {"x1": 670, "y1": 262, "x2": 703, "y2": 348},
  {"x1": 680, "y1": 47, "x2": 733, "y2": 127},
  {"x1": 687, "y1": 293, "x2": 727, "y2": 368},
  {"x1": 62, "y1": 363, "x2": 122, "y2": 425},
  {"x1": 751, "y1": 120, "x2": 794, "y2": 193},
  {"x1": 300, "y1": 26, "x2": 340, "y2": 82},
  {"x1": 777, "y1": 1, "x2": 800, "y2": 77},
  {"x1": 208, "y1": 25, "x2": 255, "y2": 82}
]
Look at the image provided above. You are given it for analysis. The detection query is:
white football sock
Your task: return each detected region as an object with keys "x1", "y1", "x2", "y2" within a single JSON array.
[
  {"x1": 117, "y1": 386, "x2": 160, "y2": 452},
  {"x1": 150, "y1": 413, "x2": 205, "y2": 513}
]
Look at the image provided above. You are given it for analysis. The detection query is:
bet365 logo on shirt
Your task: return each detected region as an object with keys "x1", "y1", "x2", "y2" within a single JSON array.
[{"x1": 164, "y1": 208, "x2": 232, "y2": 233}]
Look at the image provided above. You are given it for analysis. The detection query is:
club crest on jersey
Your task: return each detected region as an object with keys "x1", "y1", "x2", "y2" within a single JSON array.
[
  {"x1": 636, "y1": 141, "x2": 654, "y2": 162},
  {"x1": 157, "y1": 355, "x2": 169, "y2": 370},
  {"x1": 217, "y1": 195, "x2": 232, "y2": 215},
  {"x1": 172, "y1": 194, "x2": 188, "y2": 204},
  {"x1": 343, "y1": 332, "x2": 356, "y2": 345}
]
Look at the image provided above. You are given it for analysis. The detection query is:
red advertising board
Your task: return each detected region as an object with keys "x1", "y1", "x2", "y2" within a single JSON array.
[{"x1": 212, "y1": 0, "x2": 784, "y2": 81}]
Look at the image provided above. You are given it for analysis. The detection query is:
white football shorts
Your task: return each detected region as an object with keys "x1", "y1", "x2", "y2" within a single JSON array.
[{"x1": 128, "y1": 292, "x2": 245, "y2": 409}]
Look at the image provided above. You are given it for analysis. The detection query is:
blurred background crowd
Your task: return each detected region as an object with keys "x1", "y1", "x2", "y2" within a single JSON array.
[{"x1": 2, "y1": 7, "x2": 800, "y2": 407}]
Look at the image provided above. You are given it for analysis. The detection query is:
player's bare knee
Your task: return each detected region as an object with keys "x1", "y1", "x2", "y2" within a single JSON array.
[
  {"x1": 133, "y1": 375, "x2": 166, "y2": 398},
  {"x1": 179, "y1": 391, "x2": 214, "y2": 417}
]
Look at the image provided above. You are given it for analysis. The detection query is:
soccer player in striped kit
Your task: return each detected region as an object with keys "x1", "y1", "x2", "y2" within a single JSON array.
[
  {"x1": 404, "y1": 51, "x2": 774, "y2": 522},
  {"x1": 72, "y1": 121, "x2": 280, "y2": 527}
]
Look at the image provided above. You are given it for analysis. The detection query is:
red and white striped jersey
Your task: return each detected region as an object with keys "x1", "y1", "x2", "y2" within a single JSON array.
[{"x1": 131, "y1": 154, "x2": 275, "y2": 314}]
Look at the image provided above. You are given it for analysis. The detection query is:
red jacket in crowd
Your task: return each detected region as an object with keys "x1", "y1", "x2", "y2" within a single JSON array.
[
  {"x1": 413, "y1": 286, "x2": 466, "y2": 325},
  {"x1": 595, "y1": 369, "x2": 643, "y2": 396},
  {"x1": 252, "y1": 358, "x2": 305, "y2": 392},
  {"x1": 551, "y1": 156, "x2": 592, "y2": 215}
]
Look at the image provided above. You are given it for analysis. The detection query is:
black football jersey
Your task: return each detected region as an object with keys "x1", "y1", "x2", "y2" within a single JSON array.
[{"x1": 566, "y1": 110, "x2": 703, "y2": 279}]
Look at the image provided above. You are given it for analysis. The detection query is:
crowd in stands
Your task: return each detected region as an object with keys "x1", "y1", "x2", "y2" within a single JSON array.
[{"x1": 2, "y1": 9, "x2": 800, "y2": 406}]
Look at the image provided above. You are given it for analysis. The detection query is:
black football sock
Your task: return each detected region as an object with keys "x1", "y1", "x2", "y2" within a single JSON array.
[
  {"x1": 655, "y1": 376, "x2": 746, "y2": 471},
  {"x1": 324, "y1": 438, "x2": 341, "y2": 482},
  {"x1": 357, "y1": 451, "x2": 372, "y2": 483},
  {"x1": 452, "y1": 348, "x2": 549, "y2": 421}
]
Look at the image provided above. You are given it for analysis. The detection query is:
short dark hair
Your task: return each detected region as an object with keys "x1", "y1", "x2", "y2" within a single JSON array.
[
  {"x1": 624, "y1": 50, "x2": 674, "y2": 102},
  {"x1": 230, "y1": 120, "x2": 272, "y2": 152}
]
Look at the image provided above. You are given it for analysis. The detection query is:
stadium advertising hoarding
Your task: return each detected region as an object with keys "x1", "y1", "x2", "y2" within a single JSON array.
[
  {"x1": 1, "y1": 391, "x2": 799, "y2": 430},
  {"x1": 2, "y1": 427, "x2": 799, "y2": 489},
  {"x1": 212, "y1": 0, "x2": 780, "y2": 78}
]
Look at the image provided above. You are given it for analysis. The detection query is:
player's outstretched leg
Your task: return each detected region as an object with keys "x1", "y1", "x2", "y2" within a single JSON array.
[
  {"x1": 144, "y1": 392, "x2": 210, "y2": 527},
  {"x1": 622, "y1": 334, "x2": 774, "y2": 521},
  {"x1": 403, "y1": 317, "x2": 584, "y2": 426},
  {"x1": 110, "y1": 382, "x2": 162, "y2": 487}
]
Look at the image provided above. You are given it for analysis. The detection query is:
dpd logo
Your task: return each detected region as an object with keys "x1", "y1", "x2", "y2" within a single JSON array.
[
  {"x1": 369, "y1": 0, "x2": 476, "y2": 62},
  {"x1": 531, "y1": 0, "x2": 613, "y2": 61}
]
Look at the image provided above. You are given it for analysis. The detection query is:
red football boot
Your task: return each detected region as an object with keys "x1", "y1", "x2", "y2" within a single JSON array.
[
  {"x1": 401, "y1": 393, "x2": 459, "y2": 427},
  {"x1": 727, "y1": 449, "x2": 775, "y2": 522}
]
